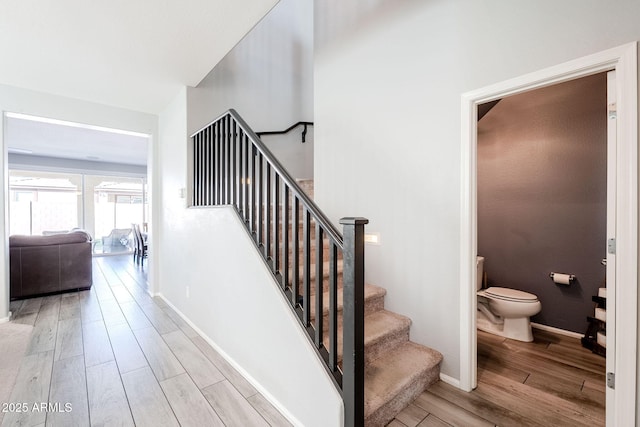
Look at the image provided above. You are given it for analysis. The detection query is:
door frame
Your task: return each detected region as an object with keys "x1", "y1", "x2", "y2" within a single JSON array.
[{"x1": 459, "y1": 42, "x2": 637, "y2": 426}]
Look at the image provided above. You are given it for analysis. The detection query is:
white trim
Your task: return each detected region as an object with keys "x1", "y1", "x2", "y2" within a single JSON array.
[
  {"x1": 4, "y1": 112, "x2": 150, "y2": 138},
  {"x1": 460, "y1": 42, "x2": 637, "y2": 426},
  {"x1": 1, "y1": 113, "x2": 8, "y2": 320},
  {"x1": 155, "y1": 293, "x2": 303, "y2": 427},
  {"x1": 610, "y1": 42, "x2": 638, "y2": 427},
  {"x1": 605, "y1": 69, "x2": 618, "y2": 425},
  {"x1": 0, "y1": 316, "x2": 9, "y2": 324},
  {"x1": 439, "y1": 373, "x2": 460, "y2": 388},
  {"x1": 530, "y1": 322, "x2": 583, "y2": 339}
]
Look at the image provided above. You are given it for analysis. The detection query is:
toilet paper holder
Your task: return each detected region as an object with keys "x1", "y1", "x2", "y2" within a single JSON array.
[{"x1": 549, "y1": 272, "x2": 576, "y2": 285}]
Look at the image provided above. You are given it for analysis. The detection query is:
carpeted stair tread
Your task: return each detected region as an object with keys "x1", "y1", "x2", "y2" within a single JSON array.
[{"x1": 364, "y1": 341, "x2": 443, "y2": 427}]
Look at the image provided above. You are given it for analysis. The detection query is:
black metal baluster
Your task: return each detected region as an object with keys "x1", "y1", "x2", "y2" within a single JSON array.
[
  {"x1": 340, "y1": 217, "x2": 368, "y2": 427},
  {"x1": 201, "y1": 130, "x2": 206, "y2": 205},
  {"x1": 220, "y1": 116, "x2": 225, "y2": 204},
  {"x1": 273, "y1": 174, "x2": 280, "y2": 274},
  {"x1": 193, "y1": 133, "x2": 200, "y2": 205},
  {"x1": 214, "y1": 122, "x2": 220, "y2": 204},
  {"x1": 212, "y1": 125, "x2": 217, "y2": 204},
  {"x1": 257, "y1": 154, "x2": 263, "y2": 246},
  {"x1": 315, "y1": 225, "x2": 324, "y2": 348},
  {"x1": 329, "y1": 242, "x2": 338, "y2": 371},
  {"x1": 205, "y1": 127, "x2": 210, "y2": 205},
  {"x1": 291, "y1": 196, "x2": 299, "y2": 306},
  {"x1": 228, "y1": 116, "x2": 232, "y2": 204},
  {"x1": 222, "y1": 116, "x2": 227, "y2": 204},
  {"x1": 265, "y1": 164, "x2": 271, "y2": 261},
  {"x1": 200, "y1": 131, "x2": 205, "y2": 205},
  {"x1": 223, "y1": 115, "x2": 229, "y2": 204},
  {"x1": 250, "y1": 144, "x2": 256, "y2": 235},
  {"x1": 244, "y1": 134, "x2": 250, "y2": 224},
  {"x1": 281, "y1": 185, "x2": 289, "y2": 291},
  {"x1": 237, "y1": 128, "x2": 244, "y2": 215},
  {"x1": 200, "y1": 128, "x2": 205, "y2": 205},
  {"x1": 303, "y1": 207, "x2": 311, "y2": 326},
  {"x1": 231, "y1": 120, "x2": 236, "y2": 208}
]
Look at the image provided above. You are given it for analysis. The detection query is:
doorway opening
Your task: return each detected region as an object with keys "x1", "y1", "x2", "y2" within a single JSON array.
[
  {"x1": 460, "y1": 42, "x2": 637, "y2": 426},
  {"x1": 5, "y1": 112, "x2": 150, "y2": 257}
]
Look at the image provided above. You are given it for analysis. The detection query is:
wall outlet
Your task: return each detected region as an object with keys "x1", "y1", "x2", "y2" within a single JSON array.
[{"x1": 186, "y1": 286, "x2": 190, "y2": 298}]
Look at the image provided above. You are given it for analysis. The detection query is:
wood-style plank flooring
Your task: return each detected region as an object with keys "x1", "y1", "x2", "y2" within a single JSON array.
[
  {"x1": 390, "y1": 329, "x2": 606, "y2": 427},
  {"x1": 4, "y1": 255, "x2": 292, "y2": 427}
]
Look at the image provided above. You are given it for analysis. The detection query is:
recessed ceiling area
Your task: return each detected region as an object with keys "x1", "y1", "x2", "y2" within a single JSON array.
[{"x1": 6, "y1": 113, "x2": 149, "y2": 166}]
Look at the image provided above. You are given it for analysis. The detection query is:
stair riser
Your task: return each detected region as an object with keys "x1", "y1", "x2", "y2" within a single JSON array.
[
  {"x1": 287, "y1": 259, "x2": 345, "y2": 295},
  {"x1": 309, "y1": 287, "x2": 385, "y2": 323},
  {"x1": 317, "y1": 292, "x2": 385, "y2": 333},
  {"x1": 287, "y1": 244, "x2": 341, "y2": 262},
  {"x1": 363, "y1": 329, "x2": 410, "y2": 365},
  {"x1": 290, "y1": 276, "x2": 344, "y2": 297},
  {"x1": 325, "y1": 324, "x2": 411, "y2": 367}
]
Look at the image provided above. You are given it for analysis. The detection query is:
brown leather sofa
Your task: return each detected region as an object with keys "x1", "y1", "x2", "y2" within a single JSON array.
[{"x1": 10, "y1": 230, "x2": 93, "y2": 300}]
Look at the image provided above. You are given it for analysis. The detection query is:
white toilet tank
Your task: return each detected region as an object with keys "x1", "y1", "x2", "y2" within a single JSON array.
[{"x1": 476, "y1": 256, "x2": 485, "y2": 290}]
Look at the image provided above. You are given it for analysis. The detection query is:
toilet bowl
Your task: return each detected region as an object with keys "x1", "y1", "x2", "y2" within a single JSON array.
[{"x1": 476, "y1": 257, "x2": 542, "y2": 342}]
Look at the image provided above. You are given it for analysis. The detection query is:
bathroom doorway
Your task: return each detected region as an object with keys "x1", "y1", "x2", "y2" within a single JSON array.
[
  {"x1": 459, "y1": 43, "x2": 638, "y2": 426},
  {"x1": 477, "y1": 73, "x2": 607, "y2": 336}
]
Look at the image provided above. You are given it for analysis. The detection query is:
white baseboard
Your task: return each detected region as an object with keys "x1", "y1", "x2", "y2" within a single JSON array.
[
  {"x1": 439, "y1": 373, "x2": 460, "y2": 389},
  {"x1": 0, "y1": 316, "x2": 9, "y2": 324},
  {"x1": 531, "y1": 322, "x2": 583, "y2": 339},
  {"x1": 155, "y1": 294, "x2": 303, "y2": 427}
]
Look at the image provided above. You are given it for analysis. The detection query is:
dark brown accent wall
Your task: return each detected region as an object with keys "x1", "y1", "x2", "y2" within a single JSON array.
[{"x1": 477, "y1": 73, "x2": 607, "y2": 333}]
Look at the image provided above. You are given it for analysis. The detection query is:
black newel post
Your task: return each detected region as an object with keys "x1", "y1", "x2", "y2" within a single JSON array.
[{"x1": 340, "y1": 217, "x2": 368, "y2": 427}]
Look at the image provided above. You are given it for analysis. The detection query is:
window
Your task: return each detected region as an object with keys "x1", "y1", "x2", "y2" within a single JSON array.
[{"x1": 9, "y1": 170, "x2": 147, "y2": 256}]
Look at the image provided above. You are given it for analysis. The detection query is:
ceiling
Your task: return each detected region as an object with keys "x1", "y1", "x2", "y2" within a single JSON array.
[
  {"x1": 0, "y1": 0, "x2": 278, "y2": 166},
  {"x1": 6, "y1": 114, "x2": 150, "y2": 166},
  {"x1": 0, "y1": 0, "x2": 278, "y2": 114}
]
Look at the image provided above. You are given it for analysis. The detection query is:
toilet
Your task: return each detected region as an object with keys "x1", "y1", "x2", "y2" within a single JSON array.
[{"x1": 476, "y1": 256, "x2": 542, "y2": 342}]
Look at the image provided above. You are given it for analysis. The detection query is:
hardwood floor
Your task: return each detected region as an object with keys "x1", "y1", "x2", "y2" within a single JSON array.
[
  {"x1": 4, "y1": 255, "x2": 607, "y2": 427},
  {"x1": 4, "y1": 255, "x2": 292, "y2": 427},
  {"x1": 390, "y1": 329, "x2": 606, "y2": 427}
]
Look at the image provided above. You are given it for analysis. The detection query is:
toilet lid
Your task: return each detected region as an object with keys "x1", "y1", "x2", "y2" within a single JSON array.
[{"x1": 485, "y1": 287, "x2": 538, "y2": 302}]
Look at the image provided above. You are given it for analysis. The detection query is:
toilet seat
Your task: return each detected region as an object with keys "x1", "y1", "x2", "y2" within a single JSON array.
[{"x1": 485, "y1": 287, "x2": 538, "y2": 302}]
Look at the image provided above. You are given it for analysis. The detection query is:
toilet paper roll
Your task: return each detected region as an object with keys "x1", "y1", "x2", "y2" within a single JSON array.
[
  {"x1": 595, "y1": 307, "x2": 606, "y2": 322},
  {"x1": 598, "y1": 287, "x2": 607, "y2": 298},
  {"x1": 552, "y1": 273, "x2": 573, "y2": 285}
]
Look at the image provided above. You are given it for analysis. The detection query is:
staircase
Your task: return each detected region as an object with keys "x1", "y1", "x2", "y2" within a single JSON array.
[
  {"x1": 191, "y1": 110, "x2": 442, "y2": 426},
  {"x1": 297, "y1": 179, "x2": 442, "y2": 426}
]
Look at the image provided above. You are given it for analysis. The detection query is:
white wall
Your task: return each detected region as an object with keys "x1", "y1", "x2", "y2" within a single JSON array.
[
  {"x1": 187, "y1": 0, "x2": 314, "y2": 179},
  {"x1": 157, "y1": 89, "x2": 342, "y2": 426},
  {"x1": 0, "y1": 83, "x2": 157, "y2": 321},
  {"x1": 313, "y1": 0, "x2": 640, "y2": 381}
]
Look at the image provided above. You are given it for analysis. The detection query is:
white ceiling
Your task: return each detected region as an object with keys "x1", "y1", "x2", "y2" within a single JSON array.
[
  {"x1": 0, "y1": 0, "x2": 278, "y2": 114},
  {"x1": 0, "y1": 0, "x2": 278, "y2": 166},
  {"x1": 6, "y1": 114, "x2": 150, "y2": 166}
]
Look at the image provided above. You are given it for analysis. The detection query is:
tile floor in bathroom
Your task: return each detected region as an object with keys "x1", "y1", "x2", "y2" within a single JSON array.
[{"x1": 389, "y1": 329, "x2": 605, "y2": 427}]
